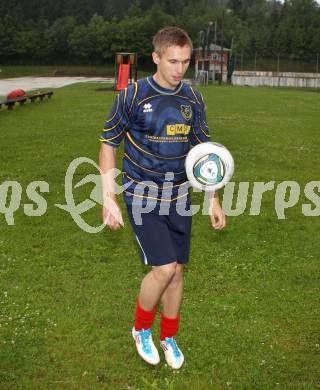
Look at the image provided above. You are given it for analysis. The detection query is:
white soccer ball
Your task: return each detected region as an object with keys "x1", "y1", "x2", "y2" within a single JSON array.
[{"x1": 185, "y1": 142, "x2": 234, "y2": 191}]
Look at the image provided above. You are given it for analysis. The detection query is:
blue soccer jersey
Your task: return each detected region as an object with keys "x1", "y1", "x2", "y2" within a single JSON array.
[{"x1": 99, "y1": 76, "x2": 211, "y2": 205}]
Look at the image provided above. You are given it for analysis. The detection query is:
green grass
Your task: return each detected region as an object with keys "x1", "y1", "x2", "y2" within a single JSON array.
[{"x1": 0, "y1": 83, "x2": 319, "y2": 389}]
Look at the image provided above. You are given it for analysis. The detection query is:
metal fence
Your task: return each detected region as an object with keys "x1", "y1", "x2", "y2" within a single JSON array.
[{"x1": 233, "y1": 53, "x2": 319, "y2": 74}]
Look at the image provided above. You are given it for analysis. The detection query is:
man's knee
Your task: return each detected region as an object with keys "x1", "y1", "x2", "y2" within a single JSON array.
[
  {"x1": 152, "y1": 262, "x2": 177, "y2": 285},
  {"x1": 171, "y1": 264, "x2": 184, "y2": 285}
]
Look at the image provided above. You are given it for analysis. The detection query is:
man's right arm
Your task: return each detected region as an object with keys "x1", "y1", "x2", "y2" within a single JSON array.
[
  {"x1": 99, "y1": 85, "x2": 138, "y2": 229},
  {"x1": 99, "y1": 143, "x2": 124, "y2": 230}
]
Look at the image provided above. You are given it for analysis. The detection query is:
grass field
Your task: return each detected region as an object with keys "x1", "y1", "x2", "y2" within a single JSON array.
[{"x1": 0, "y1": 82, "x2": 319, "y2": 389}]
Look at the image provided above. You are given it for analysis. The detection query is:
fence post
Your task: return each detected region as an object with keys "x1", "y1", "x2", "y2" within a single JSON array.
[{"x1": 240, "y1": 50, "x2": 243, "y2": 71}]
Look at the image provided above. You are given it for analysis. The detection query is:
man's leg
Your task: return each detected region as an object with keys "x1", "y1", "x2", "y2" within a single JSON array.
[
  {"x1": 137, "y1": 262, "x2": 177, "y2": 312},
  {"x1": 160, "y1": 263, "x2": 184, "y2": 318},
  {"x1": 135, "y1": 262, "x2": 182, "y2": 331},
  {"x1": 132, "y1": 262, "x2": 177, "y2": 365},
  {"x1": 158, "y1": 264, "x2": 185, "y2": 369},
  {"x1": 134, "y1": 262, "x2": 177, "y2": 331}
]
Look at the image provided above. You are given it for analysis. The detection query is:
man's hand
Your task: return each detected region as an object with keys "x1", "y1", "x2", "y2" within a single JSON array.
[
  {"x1": 209, "y1": 194, "x2": 226, "y2": 230},
  {"x1": 102, "y1": 195, "x2": 124, "y2": 230}
]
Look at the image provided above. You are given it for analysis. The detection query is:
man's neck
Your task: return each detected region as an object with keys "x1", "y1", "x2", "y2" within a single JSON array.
[{"x1": 152, "y1": 72, "x2": 176, "y2": 90}]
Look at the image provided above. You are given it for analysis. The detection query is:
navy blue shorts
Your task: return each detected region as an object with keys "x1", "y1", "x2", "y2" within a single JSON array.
[{"x1": 126, "y1": 204, "x2": 192, "y2": 266}]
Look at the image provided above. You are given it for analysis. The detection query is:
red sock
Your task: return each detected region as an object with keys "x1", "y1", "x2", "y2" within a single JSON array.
[
  {"x1": 134, "y1": 299, "x2": 157, "y2": 331},
  {"x1": 160, "y1": 312, "x2": 180, "y2": 340}
]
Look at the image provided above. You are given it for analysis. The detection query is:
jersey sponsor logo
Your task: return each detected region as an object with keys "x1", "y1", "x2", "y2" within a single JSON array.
[
  {"x1": 143, "y1": 103, "x2": 153, "y2": 113},
  {"x1": 180, "y1": 105, "x2": 192, "y2": 120},
  {"x1": 166, "y1": 124, "x2": 191, "y2": 136}
]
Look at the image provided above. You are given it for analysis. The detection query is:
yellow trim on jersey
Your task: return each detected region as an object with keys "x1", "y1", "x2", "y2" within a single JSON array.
[
  {"x1": 99, "y1": 128, "x2": 125, "y2": 142},
  {"x1": 189, "y1": 87, "x2": 210, "y2": 138},
  {"x1": 175, "y1": 95, "x2": 196, "y2": 104},
  {"x1": 198, "y1": 91, "x2": 205, "y2": 104},
  {"x1": 123, "y1": 153, "x2": 185, "y2": 175},
  {"x1": 125, "y1": 190, "x2": 188, "y2": 202},
  {"x1": 198, "y1": 118, "x2": 211, "y2": 138},
  {"x1": 102, "y1": 88, "x2": 127, "y2": 132},
  {"x1": 192, "y1": 128, "x2": 202, "y2": 144},
  {"x1": 124, "y1": 87, "x2": 127, "y2": 104},
  {"x1": 124, "y1": 173, "x2": 188, "y2": 190},
  {"x1": 124, "y1": 153, "x2": 162, "y2": 174},
  {"x1": 104, "y1": 93, "x2": 120, "y2": 123},
  {"x1": 129, "y1": 82, "x2": 138, "y2": 113},
  {"x1": 138, "y1": 94, "x2": 196, "y2": 106},
  {"x1": 189, "y1": 85, "x2": 200, "y2": 105},
  {"x1": 138, "y1": 94, "x2": 161, "y2": 105},
  {"x1": 126, "y1": 132, "x2": 188, "y2": 160}
]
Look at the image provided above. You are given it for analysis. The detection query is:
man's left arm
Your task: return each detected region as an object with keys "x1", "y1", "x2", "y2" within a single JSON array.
[{"x1": 190, "y1": 89, "x2": 226, "y2": 230}]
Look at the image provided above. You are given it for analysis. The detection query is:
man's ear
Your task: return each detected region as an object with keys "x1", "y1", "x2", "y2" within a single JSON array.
[{"x1": 152, "y1": 51, "x2": 160, "y2": 65}]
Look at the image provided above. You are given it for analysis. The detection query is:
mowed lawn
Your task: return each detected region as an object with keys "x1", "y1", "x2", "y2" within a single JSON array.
[{"x1": 0, "y1": 82, "x2": 319, "y2": 389}]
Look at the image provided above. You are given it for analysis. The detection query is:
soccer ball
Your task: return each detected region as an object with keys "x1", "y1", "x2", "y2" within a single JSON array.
[{"x1": 185, "y1": 142, "x2": 234, "y2": 191}]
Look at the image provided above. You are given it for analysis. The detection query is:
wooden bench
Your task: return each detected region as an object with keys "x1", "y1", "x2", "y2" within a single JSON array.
[
  {"x1": 28, "y1": 91, "x2": 54, "y2": 103},
  {"x1": 0, "y1": 91, "x2": 54, "y2": 111},
  {"x1": 4, "y1": 96, "x2": 27, "y2": 110}
]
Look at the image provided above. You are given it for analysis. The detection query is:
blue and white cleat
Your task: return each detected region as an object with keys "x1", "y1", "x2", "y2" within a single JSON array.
[
  {"x1": 160, "y1": 337, "x2": 184, "y2": 369},
  {"x1": 132, "y1": 327, "x2": 160, "y2": 365}
]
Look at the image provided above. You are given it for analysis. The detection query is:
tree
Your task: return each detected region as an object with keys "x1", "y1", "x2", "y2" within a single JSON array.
[{"x1": 45, "y1": 16, "x2": 77, "y2": 63}]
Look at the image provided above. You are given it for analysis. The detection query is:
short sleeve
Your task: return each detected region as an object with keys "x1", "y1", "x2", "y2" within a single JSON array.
[
  {"x1": 190, "y1": 91, "x2": 211, "y2": 146},
  {"x1": 99, "y1": 83, "x2": 137, "y2": 147}
]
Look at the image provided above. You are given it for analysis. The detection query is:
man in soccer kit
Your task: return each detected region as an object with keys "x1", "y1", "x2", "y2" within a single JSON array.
[{"x1": 99, "y1": 26, "x2": 226, "y2": 369}]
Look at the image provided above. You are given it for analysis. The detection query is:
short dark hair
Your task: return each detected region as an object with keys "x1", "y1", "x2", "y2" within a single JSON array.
[{"x1": 152, "y1": 26, "x2": 193, "y2": 56}]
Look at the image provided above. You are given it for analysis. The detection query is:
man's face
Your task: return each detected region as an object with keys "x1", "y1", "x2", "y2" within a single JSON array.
[{"x1": 152, "y1": 44, "x2": 191, "y2": 89}]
